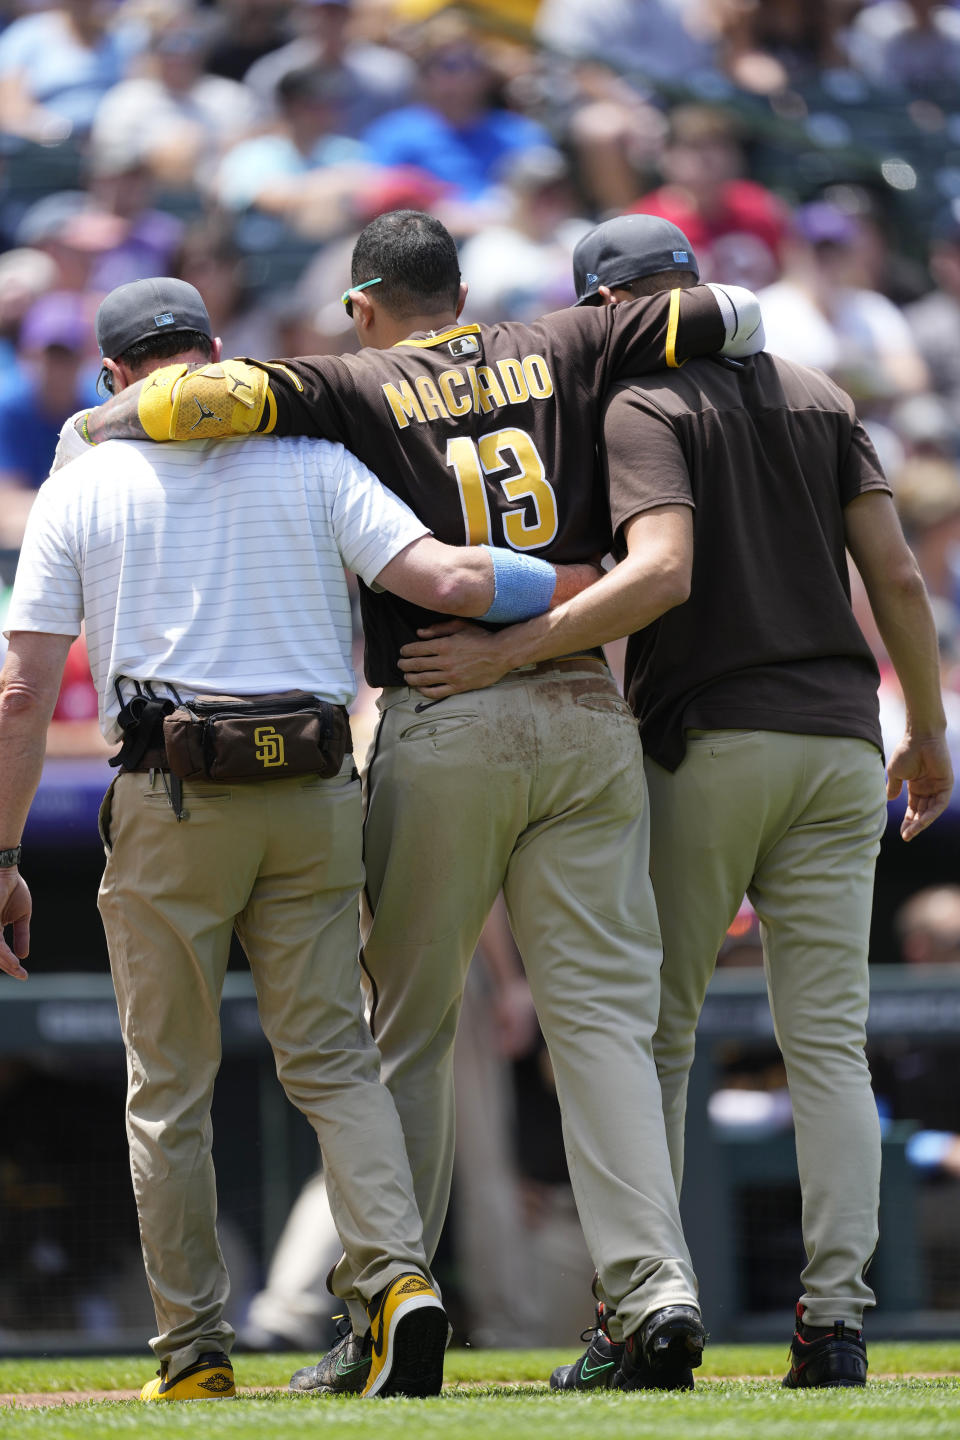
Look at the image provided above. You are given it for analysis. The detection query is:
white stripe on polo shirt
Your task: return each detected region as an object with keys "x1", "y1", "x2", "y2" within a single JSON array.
[{"x1": 7, "y1": 433, "x2": 428, "y2": 741}]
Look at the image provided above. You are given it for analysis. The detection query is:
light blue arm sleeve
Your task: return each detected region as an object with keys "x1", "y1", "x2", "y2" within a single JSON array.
[{"x1": 480, "y1": 546, "x2": 557, "y2": 622}]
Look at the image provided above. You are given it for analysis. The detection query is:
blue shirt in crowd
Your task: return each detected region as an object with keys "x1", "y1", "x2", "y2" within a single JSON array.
[{"x1": 361, "y1": 105, "x2": 552, "y2": 200}]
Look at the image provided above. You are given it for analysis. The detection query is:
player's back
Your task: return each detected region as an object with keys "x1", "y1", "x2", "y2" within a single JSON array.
[
  {"x1": 340, "y1": 316, "x2": 614, "y2": 682},
  {"x1": 608, "y1": 351, "x2": 889, "y2": 769},
  {"x1": 280, "y1": 306, "x2": 662, "y2": 553}
]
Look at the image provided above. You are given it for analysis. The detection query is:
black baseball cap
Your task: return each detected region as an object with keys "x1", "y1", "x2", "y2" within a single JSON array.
[
  {"x1": 573, "y1": 214, "x2": 699, "y2": 305},
  {"x1": 95, "y1": 277, "x2": 212, "y2": 361}
]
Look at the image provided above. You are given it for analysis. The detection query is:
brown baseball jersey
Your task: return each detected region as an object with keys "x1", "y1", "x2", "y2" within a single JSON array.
[
  {"x1": 239, "y1": 289, "x2": 724, "y2": 684},
  {"x1": 604, "y1": 351, "x2": 891, "y2": 771}
]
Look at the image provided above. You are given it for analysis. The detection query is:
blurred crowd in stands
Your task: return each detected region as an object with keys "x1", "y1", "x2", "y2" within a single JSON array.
[{"x1": 2, "y1": 0, "x2": 960, "y2": 777}]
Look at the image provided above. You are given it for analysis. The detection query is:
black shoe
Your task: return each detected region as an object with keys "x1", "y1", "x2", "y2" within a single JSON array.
[
  {"x1": 550, "y1": 1297, "x2": 624, "y2": 1390},
  {"x1": 782, "y1": 1303, "x2": 867, "y2": 1388},
  {"x1": 615, "y1": 1305, "x2": 705, "y2": 1391},
  {"x1": 288, "y1": 1317, "x2": 372, "y2": 1395}
]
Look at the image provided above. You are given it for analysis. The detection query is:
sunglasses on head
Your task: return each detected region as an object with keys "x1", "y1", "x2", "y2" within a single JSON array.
[{"x1": 341, "y1": 276, "x2": 383, "y2": 318}]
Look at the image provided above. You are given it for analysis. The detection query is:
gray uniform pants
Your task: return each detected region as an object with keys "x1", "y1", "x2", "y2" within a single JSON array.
[
  {"x1": 97, "y1": 762, "x2": 431, "y2": 1379},
  {"x1": 645, "y1": 730, "x2": 888, "y2": 1326},
  {"x1": 331, "y1": 659, "x2": 698, "y2": 1339}
]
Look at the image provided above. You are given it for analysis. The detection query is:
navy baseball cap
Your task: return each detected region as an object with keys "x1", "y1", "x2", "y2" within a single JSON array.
[
  {"x1": 573, "y1": 214, "x2": 699, "y2": 305},
  {"x1": 95, "y1": 277, "x2": 212, "y2": 361}
]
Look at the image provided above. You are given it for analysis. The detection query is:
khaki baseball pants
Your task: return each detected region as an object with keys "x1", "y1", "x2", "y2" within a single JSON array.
[
  {"x1": 97, "y1": 762, "x2": 431, "y2": 1379},
  {"x1": 645, "y1": 730, "x2": 888, "y2": 1327},
  {"x1": 331, "y1": 660, "x2": 698, "y2": 1339}
]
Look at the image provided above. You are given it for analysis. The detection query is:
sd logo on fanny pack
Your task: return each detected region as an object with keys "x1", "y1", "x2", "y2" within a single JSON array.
[{"x1": 254, "y1": 725, "x2": 286, "y2": 768}]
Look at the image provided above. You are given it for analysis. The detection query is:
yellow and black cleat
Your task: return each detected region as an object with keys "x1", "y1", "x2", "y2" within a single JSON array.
[
  {"x1": 363, "y1": 1273, "x2": 447, "y2": 1398},
  {"x1": 140, "y1": 1351, "x2": 236, "y2": 1401}
]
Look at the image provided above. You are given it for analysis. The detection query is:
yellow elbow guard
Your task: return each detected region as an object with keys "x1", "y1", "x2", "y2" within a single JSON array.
[{"x1": 137, "y1": 359, "x2": 274, "y2": 441}]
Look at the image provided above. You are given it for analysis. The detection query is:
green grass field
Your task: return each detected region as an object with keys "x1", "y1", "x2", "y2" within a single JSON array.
[{"x1": 2, "y1": 1344, "x2": 959, "y2": 1439}]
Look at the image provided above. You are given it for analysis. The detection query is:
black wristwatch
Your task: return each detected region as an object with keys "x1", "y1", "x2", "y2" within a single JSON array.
[{"x1": 0, "y1": 845, "x2": 22, "y2": 869}]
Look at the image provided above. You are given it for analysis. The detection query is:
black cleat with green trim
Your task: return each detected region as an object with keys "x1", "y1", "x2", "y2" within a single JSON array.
[
  {"x1": 288, "y1": 1318, "x2": 372, "y2": 1396},
  {"x1": 550, "y1": 1295, "x2": 624, "y2": 1391}
]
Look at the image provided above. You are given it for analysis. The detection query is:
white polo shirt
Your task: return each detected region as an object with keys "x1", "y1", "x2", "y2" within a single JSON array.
[{"x1": 6, "y1": 433, "x2": 428, "y2": 741}]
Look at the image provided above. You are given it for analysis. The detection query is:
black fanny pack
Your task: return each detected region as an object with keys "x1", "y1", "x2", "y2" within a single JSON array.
[
  {"x1": 163, "y1": 691, "x2": 352, "y2": 783},
  {"x1": 110, "y1": 680, "x2": 352, "y2": 819}
]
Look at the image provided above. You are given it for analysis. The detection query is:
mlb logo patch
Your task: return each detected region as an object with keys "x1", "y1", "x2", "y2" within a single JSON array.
[
  {"x1": 672, "y1": 251, "x2": 689, "y2": 264},
  {"x1": 153, "y1": 312, "x2": 176, "y2": 328},
  {"x1": 448, "y1": 334, "x2": 480, "y2": 357}
]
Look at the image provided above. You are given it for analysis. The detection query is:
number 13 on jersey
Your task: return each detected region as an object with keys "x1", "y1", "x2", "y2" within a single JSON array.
[{"x1": 447, "y1": 428, "x2": 559, "y2": 551}]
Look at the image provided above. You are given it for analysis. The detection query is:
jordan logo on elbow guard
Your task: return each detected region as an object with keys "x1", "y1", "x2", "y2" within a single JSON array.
[{"x1": 190, "y1": 397, "x2": 221, "y2": 429}]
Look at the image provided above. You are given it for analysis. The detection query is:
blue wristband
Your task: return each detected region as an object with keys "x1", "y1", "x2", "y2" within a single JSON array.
[{"x1": 480, "y1": 546, "x2": 557, "y2": 622}]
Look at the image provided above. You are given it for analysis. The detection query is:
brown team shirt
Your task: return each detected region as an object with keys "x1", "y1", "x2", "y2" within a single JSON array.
[
  {"x1": 242, "y1": 288, "x2": 724, "y2": 684},
  {"x1": 604, "y1": 351, "x2": 891, "y2": 771}
]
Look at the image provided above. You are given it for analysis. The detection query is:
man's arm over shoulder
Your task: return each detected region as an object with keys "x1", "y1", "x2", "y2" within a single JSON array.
[
  {"x1": 844, "y1": 490, "x2": 953, "y2": 839},
  {"x1": 595, "y1": 283, "x2": 763, "y2": 378},
  {"x1": 83, "y1": 354, "x2": 350, "y2": 446}
]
